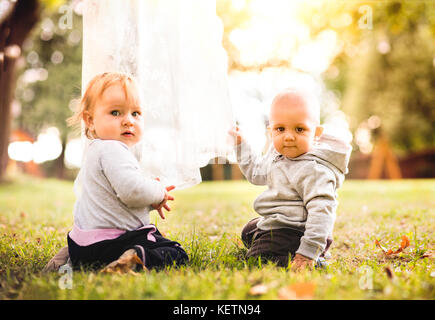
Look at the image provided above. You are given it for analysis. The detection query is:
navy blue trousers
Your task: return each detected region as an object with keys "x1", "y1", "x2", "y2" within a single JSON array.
[{"x1": 67, "y1": 226, "x2": 188, "y2": 271}]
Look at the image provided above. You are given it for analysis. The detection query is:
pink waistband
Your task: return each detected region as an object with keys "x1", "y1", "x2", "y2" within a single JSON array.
[{"x1": 69, "y1": 224, "x2": 157, "y2": 246}]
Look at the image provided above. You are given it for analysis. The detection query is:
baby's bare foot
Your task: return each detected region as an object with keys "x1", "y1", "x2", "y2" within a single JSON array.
[{"x1": 42, "y1": 246, "x2": 70, "y2": 273}]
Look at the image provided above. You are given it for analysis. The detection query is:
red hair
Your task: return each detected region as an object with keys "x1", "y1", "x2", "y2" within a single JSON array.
[{"x1": 67, "y1": 72, "x2": 139, "y2": 139}]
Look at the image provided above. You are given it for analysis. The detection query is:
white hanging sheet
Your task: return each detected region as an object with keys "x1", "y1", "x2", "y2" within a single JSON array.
[{"x1": 82, "y1": 0, "x2": 235, "y2": 189}]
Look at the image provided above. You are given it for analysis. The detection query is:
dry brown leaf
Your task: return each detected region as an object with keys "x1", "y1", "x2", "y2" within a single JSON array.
[
  {"x1": 400, "y1": 235, "x2": 410, "y2": 249},
  {"x1": 375, "y1": 235, "x2": 410, "y2": 256},
  {"x1": 420, "y1": 250, "x2": 434, "y2": 259},
  {"x1": 249, "y1": 284, "x2": 269, "y2": 296},
  {"x1": 101, "y1": 250, "x2": 145, "y2": 274},
  {"x1": 375, "y1": 239, "x2": 388, "y2": 254},
  {"x1": 278, "y1": 282, "x2": 316, "y2": 300},
  {"x1": 384, "y1": 266, "x2": 394, "y2": 279}
]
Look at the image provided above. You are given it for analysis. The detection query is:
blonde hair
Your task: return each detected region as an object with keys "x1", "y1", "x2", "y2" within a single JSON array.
[{"x1": 67, "y1": 72, "x2": 140, "y2": 139}]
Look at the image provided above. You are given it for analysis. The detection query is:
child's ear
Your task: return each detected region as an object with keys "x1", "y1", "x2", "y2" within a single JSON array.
[
  {"x1": 83, "y1": 110, "x2": 94, "y2": 131},
  {"x1": 315, "y1": 125, "x2": 324, "y2": 139},
  {"x1": 267, "y1": 125, "x2": 272, "y2": 138}
]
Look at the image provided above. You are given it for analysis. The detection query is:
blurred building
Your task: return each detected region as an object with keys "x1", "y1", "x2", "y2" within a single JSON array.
[
  {"x1": 203, "y1": 150, "x2": 435, "y2": 182},
  {"x1": 347, "y1": 150, "x2": 435, "y2": 179},
  {"x1": 6, "y1": 129, "x2": 43, "y2": 177}
]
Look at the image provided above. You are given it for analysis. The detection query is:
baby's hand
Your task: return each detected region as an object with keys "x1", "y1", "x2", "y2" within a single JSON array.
[
  {"x1": 291, "y1": 253, "x2": 315, "y2": 272},
  {"x1": 152, "y1": 178, "x2": 175, "y2": 220},
  {"x1": 228, "y1": 126, "x2": 243, "y2": 145}
]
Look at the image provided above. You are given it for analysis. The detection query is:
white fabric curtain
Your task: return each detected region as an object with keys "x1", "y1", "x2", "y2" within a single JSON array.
[{"x1": 82, "y1": 0, "x2": 235, "y2": 189}]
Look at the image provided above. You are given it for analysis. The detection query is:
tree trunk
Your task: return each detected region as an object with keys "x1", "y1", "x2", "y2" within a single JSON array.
[
  {"x1": 55, "y1": 137, "x2": 66, "y2": 179},
  {"x1": 0, "y1": 0, "x2": 40, "y2": 181}
]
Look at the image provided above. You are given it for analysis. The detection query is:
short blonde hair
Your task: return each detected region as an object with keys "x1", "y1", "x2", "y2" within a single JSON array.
[{"x1": 67, "y1": 72, "x2": 139, "y2": 139}]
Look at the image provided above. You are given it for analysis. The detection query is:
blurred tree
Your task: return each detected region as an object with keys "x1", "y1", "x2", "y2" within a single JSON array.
[
  {"x1": 11, "y1": 0, "x2": 250, "y2": 179},
  {"x1": 309, "y1": 1, "x2": 435, "y2": 154},
  {"x1": 6, "y1": 0, "x2": 433, "y2": 182},
  {"x1": 216, "y1": 0, "x2": 252, "y2": 70},
  {"x1": 219, "y1": 0, "x2": 435, "y2": 154},
  {"x1": 15, "y1": 3, "x2": 82, "y2": 178},
  {"x1": 0, "y1": 0, "x2": 40, "y2": 181},
  {"x1": 0, "y1": 0, "x2": 65, "y2": 181}
]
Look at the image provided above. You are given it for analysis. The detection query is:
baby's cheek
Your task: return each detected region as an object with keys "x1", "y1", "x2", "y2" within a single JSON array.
[{"x1": 273, "y1": 137, "x2": 282, "y2": 149}]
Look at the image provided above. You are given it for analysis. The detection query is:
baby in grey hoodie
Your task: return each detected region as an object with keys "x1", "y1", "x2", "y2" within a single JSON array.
[{"x1": 230, "y1": 88, "x2": 352, "y2": 271}]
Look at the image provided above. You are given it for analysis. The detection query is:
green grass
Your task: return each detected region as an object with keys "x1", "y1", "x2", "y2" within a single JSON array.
[{"x1": 0, "y1": 174, "x2": 434, "y2": 299}]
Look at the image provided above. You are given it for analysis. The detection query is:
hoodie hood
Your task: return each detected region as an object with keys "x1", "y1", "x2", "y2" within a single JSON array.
[{"x1": 297, "y1": 133, "x2": 352, "y2": 177}]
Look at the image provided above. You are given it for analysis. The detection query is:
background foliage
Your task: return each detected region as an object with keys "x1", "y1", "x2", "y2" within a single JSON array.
[
  {"x1": 11, "y1": 0, "x2": 435, "y2": 177},
  {"x1": 316, "y1": 1, "x2": 435, "y2": 154}
]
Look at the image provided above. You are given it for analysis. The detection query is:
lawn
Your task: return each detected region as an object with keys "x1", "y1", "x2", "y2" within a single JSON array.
[{"x1": 0, "y1": 174, "x2": 434, "y2": 300}]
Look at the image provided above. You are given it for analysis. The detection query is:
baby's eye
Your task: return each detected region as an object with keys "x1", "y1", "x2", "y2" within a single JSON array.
[
  {"x1": 276, "y1": 127, "x2": 285, "y2": 132},
  {"x1": 296, "y1": 127, "x2": 305, "y2": 133},
  {"x1": 111, "y1": 110, "x2": 120, "y2": 116},
  {"x1": 132, "y1": 111, "x2": 141, "y2": 117}
]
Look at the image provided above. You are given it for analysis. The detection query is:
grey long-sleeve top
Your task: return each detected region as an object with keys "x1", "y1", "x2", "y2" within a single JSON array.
[
  {"x1": 236, "y1": 134, "x2": 352, "y2": 260},
  {"x1": 73, "y1": 139, "x2": 165, "y2": 231}
]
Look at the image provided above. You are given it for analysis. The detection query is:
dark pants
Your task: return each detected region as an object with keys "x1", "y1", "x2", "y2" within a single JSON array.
[
  {"x1": 67, "y1": 226, "x2": 188, "y2": 271},
  {"x1": 241, "y1": 217, "x2": 332, "y2": 267}
]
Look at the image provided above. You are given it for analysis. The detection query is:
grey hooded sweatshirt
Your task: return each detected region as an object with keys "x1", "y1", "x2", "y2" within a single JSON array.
[{"x1": 236, "y1": 134, "x2": 352, "y2": 260}]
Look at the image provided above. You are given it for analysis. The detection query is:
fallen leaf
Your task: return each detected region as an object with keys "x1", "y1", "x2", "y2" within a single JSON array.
[
  {"x1": 375, "y1": 235, "x2": 410, "y2": 256},
  {"x1": 278, "y1": 282, "x2": 316, "y2": 300},
  {"x1": 101, "y1": 250, "x2": 145, "y2": 274},
  {"x1": 384, "y1": 266, "x2": 394, "y2": 279},
  {"x1": 420, "y1": 250, "x2": 434, "y2": 259},
  {"x1": 375, "y1": 239, "x2": 388, "y2": 254},
  {"x1": 399, "y1": 235, "x2": 410, "y2": 251},
  {"x1": 249, "y1": 284, "x2": 269, "y2": 296}
]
